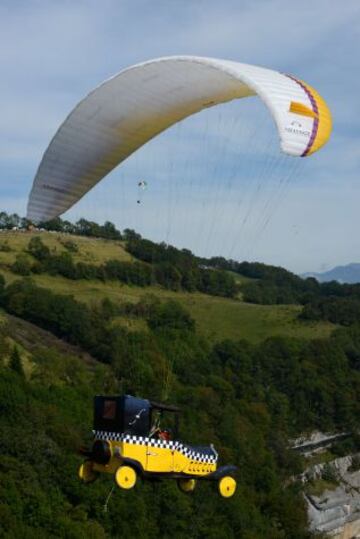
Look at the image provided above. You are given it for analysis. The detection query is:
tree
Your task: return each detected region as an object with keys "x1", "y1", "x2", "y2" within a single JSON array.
[
  {"x1": 45, "y1": 251, "x2": 76, "y2": 278},
  {"x1": 0, "y1": 273, "x2": 5, "y2": 303},
  {"x1": 155, "y1": 263, "x2": 182, "y2": 291},
  {"x1": 9, "y1": 346, "x2": 24, "y2": 376},
  {"x1": 11, "y1": 254, "x2": 32, "y2": 276},
  {"x1": 123, "y1": 228, "x2": 142, "y2": 242},
  {"x1": 0, "y1": 212, "x2": 21, "y2": 230},
  {"x1": 147, "y1": 300, "x2": 195, "y2": 332},
  {"x1": 28, "y1": 236, "x2": 50, "y2": 261},
  {"x1": 0, "y1": 241, "x2": 12, "y2": 252},
  {"x1": 102, "y1": 220, "x2": 122, "y2": 240}
]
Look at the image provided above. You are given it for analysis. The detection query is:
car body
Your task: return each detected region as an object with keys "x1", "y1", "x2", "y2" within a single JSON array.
[{"x1": 78, "y1": 394, "x2": 237, "y2": 497}]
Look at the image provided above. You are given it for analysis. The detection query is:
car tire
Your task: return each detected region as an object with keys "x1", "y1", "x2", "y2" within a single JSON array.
[
  {"x1": 177, "y1": 478, "x2": 196, "y2": 494},
  {"x1": 78, "y1": 460, "x2": 99, "y2": 484},
  {"x1": 218, "y1": 476, "x2": 236, "y2": 498},
  {"x1": 115, "y1": 465, "x2": 137, "y2": 490}
]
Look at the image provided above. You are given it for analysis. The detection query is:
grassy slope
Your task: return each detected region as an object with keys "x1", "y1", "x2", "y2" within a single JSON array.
[
  {"x1": 0, "y1": 232, "x2": 335, "y2": 344},
  {"x1": 0, "y1": 230, "x2": 132, "y2": 265}
]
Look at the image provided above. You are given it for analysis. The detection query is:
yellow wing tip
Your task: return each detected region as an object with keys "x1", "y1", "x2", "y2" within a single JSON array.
[{"x1": 300, "y1": 81, "x2": 332, "y2": 156}]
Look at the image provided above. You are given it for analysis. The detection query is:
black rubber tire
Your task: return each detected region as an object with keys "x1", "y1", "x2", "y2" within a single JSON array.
[{"x1": 92, "y1": 440, "x2": 111, "y2": 465}]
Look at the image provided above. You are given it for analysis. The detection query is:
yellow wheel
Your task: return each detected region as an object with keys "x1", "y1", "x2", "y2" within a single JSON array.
[
  {"x1": 78, "y1": 461, "x2": 98, "y2": 483},
  {"x1": 218, "y1": 476, "x2": 236, "y2": 498},
  {"x1": 115, "y1": 465, "x2": 137, "y2": 490},
  {"x1": 177, "y1": 478, "x2": 196, "y2": 494}
]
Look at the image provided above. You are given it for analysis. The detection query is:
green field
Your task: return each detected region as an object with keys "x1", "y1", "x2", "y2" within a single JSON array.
[
  {"x1": 0, "y1": 267, "x2": 335, "y2": 344},
  {"x1": 0, "y1": 231, "x2": 336, "y2": 344},
  {"x1": 226, "y1": 270, "x2": 254, "y2": 284},
  {"x1": 177, "y1": 294, "x2": 335, "y2": 343},
  {"x1": 0, "y1": 231, "x2": 132, "y2": 267}
]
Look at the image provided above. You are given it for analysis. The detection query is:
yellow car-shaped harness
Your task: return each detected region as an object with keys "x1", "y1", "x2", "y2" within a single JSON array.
[{"x1": 79, "y1": 395, "x2": 237, "y2": 498}]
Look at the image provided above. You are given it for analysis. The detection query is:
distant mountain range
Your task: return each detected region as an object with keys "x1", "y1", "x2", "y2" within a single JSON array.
[{"x1": 302, "y1": 263, "x2": 360, "y2": 284}]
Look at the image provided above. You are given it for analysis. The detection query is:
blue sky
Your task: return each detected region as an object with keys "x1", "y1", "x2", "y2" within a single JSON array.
[{"x1": 0, "y1": 0, "x2": 359, "y2": 273}]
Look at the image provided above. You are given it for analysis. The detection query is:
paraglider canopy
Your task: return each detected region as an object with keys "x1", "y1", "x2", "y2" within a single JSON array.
[{"x1": 27, "y1": 55, "x2": 332, "y2": 223}]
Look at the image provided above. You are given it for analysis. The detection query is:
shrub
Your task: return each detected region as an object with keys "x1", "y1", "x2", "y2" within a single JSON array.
[{"x1": 11, "y1": 254, "x2": 32, "y2": 276}]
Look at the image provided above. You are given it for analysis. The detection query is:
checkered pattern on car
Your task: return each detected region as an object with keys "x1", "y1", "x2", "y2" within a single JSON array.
[{"x1": 93, "y1": 430, "x2": 218, "y2": 464}]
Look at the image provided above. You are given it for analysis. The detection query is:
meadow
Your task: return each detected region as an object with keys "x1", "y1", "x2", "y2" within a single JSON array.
[{"x1": 0, "y1": 231, "x2": 335, "y2": 344}]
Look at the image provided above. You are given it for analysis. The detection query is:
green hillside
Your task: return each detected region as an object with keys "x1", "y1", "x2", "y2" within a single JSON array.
[
  {"x1": 0, "y1": 231, "x2": 335, "y2": 344},
  {"x1": 1, "y1": 224, "x2": 360, "y2": 538},
  {"x1": 0, "y1": 231, "x2": 132, "y2": 265}
]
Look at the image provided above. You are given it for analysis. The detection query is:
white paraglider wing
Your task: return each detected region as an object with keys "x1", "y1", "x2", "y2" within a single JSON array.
[{"x1": 27, "y1": 56, "x2": 332, "y2": 223}]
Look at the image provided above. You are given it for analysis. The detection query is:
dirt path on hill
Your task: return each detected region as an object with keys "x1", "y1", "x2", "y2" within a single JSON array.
[{"x1": 5, "y1": 313, "x2": 98, "y2": 368}]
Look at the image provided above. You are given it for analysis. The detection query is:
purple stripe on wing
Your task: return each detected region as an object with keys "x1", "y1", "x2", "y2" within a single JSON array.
[{"x1": 286, "y1": 74, "x2": 319, "y2": 156}]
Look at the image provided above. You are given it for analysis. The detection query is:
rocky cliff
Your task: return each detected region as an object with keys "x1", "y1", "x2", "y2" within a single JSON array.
[{"x1": 294, "y1": 433, "x2": 360, "y2": 538}]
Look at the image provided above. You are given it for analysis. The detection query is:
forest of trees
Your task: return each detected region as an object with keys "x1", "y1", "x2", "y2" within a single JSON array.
[
  {"x1": 2, "y1": 213, "x2": 360, "y2": 537},
  {"x1": 1, "y1": 270, "x2": 360, "y2": 537}
]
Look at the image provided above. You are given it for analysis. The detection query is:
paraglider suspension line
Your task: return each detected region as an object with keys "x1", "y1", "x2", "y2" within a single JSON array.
[{"x1": 103, "y1": 485, "x2": 115, "y2": 513}]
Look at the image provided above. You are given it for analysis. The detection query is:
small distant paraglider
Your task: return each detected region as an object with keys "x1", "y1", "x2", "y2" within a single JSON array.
[{"x1": 137, "y1": 180, "x2": 148, "y2": 204}]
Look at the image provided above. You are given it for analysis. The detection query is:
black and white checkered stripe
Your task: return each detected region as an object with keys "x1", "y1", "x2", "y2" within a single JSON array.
[
  {"x1": 178, "y1": 446, "x2": 217, "y2": 464},
  {"x1": 93, "y1": 431, "x2": 218, "y2": 464}
]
